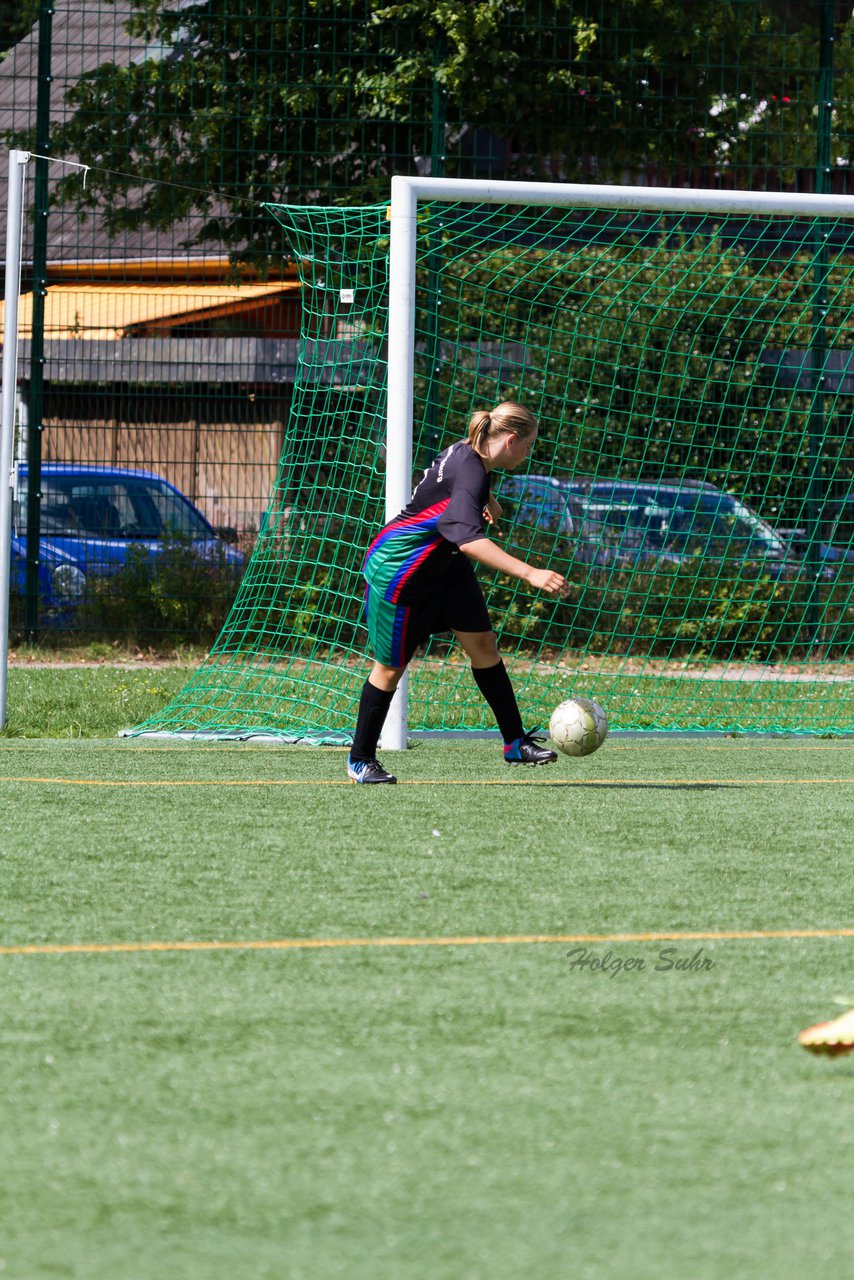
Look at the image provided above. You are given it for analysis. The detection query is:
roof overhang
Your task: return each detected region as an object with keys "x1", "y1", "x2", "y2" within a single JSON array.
[{"x1": 1, "y1": 281, "x2": 302, "y2": 341}]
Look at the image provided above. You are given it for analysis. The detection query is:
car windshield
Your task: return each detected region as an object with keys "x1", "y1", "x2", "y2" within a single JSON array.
[
  {"x1": 16, "y1": 475, "x2": 212, "y2": 540},
  {"x1": 828, "y1": 499, "x2": 854, "y2": 551},
  {"x1": 578, "y1": 490, "x2": 787, "y2": 559},
  {"x1": 505, "y1": 481, "x2": 575, "y2": 535}
]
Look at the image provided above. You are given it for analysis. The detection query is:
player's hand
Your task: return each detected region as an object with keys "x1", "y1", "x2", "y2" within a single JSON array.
[
  {"x1": 528, "y1": 567, "x2": 569, "y2": 597},
  {"x1": 483, "y1": 495, "x2": 503, "y2": 531}
]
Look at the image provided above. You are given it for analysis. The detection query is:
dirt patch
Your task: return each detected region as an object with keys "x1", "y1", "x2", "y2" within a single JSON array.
[
  {"x1": 8, "y1": 646, "x2": 854, "y2": 682},
  {"x1": 6, "y1": 645, "x2": 206, "y2": 669}
]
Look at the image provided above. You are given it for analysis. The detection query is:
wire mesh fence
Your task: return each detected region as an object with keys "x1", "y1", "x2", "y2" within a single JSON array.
[{"x1": 2, "y1": 0, "x2": 854, "y2": 646}]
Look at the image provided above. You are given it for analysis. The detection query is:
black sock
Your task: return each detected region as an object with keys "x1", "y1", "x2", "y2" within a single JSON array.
[
  {"x1": 350, "y1": 679, "x2": 396, "y2": 761},
  {"x1": 471, "y1": 660, "x2": 524, "y2": 744}
]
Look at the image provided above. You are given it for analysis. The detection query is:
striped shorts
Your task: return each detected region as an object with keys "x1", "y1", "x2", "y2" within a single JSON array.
[{"x1": 364, "y1": 563, "x2": 491, "y2": 667}]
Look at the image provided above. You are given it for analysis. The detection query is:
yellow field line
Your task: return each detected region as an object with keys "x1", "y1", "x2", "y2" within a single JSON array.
[
  {"x1": 2, "y1": 928, "x2": 853, "y2": 958},
  {"x1": 0, "y1": 774, "x2": 853, "y2": 788}
]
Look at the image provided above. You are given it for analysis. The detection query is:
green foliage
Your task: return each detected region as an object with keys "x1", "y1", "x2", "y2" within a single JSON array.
[
  {"x1": 485, "y1": 553, "x2": 854, "y2": 662},
  {"x1": 9, "y1": 0, "x2": 854, "y2": 262},
  {"x1": 0, "y1": 0, "x2": 38, "y2": 56}
]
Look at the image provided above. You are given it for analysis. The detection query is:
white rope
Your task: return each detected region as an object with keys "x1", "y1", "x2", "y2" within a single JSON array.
[{"x1": 25, "y1": 152, "x2": 91, "y2": 188}]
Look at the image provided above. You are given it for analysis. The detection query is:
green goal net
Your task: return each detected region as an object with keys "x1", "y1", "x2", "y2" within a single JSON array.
[{"x1": 126, "y1": 184, "x2": 854, "y2": 740}]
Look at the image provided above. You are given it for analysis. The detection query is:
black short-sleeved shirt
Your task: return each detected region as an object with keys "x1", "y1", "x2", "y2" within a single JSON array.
[{"x1": 363, "y1": 440, "x2": 490, "y2": 604}]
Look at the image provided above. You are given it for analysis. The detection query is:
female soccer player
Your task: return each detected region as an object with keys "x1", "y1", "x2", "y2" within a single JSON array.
[{"x1": 347, "y1": 401, "x2": 568, "y2": 783}]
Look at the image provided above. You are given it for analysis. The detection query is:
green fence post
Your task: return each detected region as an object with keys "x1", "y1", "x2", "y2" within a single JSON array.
[
  {"x1": 803, "y1": 0, "x2": 836, "y2": 650},
  {"x1": 24, "y1": 0, "x2": 54, "y2": 643}
]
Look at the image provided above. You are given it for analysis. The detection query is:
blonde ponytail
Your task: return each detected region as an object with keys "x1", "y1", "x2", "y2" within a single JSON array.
[
  {"x1": 467, "y1": 408, "x2": 493, "y2": 454},
  {"x1": 467, "y1": 401, "x2": 538, "y2": 457}
]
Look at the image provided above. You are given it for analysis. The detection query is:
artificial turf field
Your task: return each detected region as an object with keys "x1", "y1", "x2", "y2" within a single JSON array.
[{"x1": 1, "y1": 735, "x2": 853, "y2": 1279}]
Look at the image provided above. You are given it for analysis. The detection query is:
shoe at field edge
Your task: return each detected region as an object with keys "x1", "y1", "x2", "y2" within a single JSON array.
[
  {"x1": 347, "y1": 755, "x2": 398, "y2": 784},
  {"x1": 798, "y1": 1007, "x2": 854, "y2": 1055},
  {"x1": 503, "y1": 730, "x2": 558, "y2": 767}
]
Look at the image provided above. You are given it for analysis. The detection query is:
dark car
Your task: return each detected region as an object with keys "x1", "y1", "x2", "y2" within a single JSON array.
[
  {"x1": 823, "y1": 495, "x2": 854, "y2": 564},
  {"x1": 786, "y1": 493, "x2": 854, "y2": 567},
  {"x1": 11, "y1": 464, "x2": 245, "y2": 618},
  {"x1": 499, "y1": 475, "x2": 806, "y2": 579},
  {"x1": 496, "y1": 473, "x2": 583, "y2": 539}
]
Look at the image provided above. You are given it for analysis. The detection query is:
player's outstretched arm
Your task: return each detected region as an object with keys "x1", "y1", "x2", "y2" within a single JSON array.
[{"x1": 460, "y1": 537, "x2": 568, "y2": 596}]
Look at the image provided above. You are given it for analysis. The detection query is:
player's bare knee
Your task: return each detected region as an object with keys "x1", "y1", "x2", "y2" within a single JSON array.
[
  {"x1": 455, "y1": 629, "x2": 500, "y2": 667},
  {"x1": 369, "y1": 662, "x2": 405, "y2": 692}
]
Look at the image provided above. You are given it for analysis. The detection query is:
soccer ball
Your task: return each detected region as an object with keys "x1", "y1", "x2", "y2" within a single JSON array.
[{"x1": 548, "y1": 697, "x2": 608, "y2": 757}]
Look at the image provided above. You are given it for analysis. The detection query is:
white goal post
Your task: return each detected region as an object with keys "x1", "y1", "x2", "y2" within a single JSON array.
[
  {"x1": 0, "y1": 149, "x2": 88, "y2": 730},
  {"x1": 380, "y1": 174, "x2": 854, "y2": 751},
  {"x1": 0, "y1": 150, "x2": 29, "y2": 730}
]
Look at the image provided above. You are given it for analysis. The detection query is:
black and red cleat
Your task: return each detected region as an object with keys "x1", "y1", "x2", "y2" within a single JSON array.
[{"x1": 503, "y1": 731, "x2": 558, "y2": 767}]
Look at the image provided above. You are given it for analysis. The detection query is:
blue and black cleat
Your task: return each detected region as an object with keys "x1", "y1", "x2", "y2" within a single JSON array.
[{"x1": 347, "y1": 755, "x2": 398, "y2": 784}]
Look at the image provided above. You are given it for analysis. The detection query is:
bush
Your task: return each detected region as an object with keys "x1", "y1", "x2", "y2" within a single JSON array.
[
  {"x1": 487, "y1": 554, "x2": 854, "y2": 663},
  {"x1": 80, "y1": 541, "x2": 243, "y2": 646}
]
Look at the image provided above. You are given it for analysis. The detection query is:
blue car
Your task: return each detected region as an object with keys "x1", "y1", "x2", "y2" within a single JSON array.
[{"x1": 11, "y1": 464, "x2": 245, "y2": 619}]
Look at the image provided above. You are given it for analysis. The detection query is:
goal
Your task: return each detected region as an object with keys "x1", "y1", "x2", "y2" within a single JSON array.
[{"x1": 125, "y1": 177, "x2": 854, "y2": 742}]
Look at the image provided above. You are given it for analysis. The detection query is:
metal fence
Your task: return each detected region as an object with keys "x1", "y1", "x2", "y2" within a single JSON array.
[{"x1": 2, "y1": 0, "x2": 853, "y2": 643}]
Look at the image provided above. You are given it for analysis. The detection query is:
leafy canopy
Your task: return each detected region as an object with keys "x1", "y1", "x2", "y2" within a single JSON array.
[{"x1": 7, "y1": 0, "x2": 854, "y2": 262}]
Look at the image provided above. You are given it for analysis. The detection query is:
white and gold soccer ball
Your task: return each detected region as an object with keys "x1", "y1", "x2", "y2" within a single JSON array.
[{"x1": 548, "y1": 697, "x2": 608, "y2": 757}]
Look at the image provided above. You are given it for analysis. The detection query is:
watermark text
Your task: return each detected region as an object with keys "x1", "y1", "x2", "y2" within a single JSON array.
[{"x1": 565, "y1": 945, "x2": 715, "y2": 977}]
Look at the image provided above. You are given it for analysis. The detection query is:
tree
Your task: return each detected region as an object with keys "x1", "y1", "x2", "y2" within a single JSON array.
[
  {"x1": 7, "y1": 0, "x2": 854, "y2": 264},
  {"x1": 0, "y1": 0, "x2": 38, "y2": 57}
]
